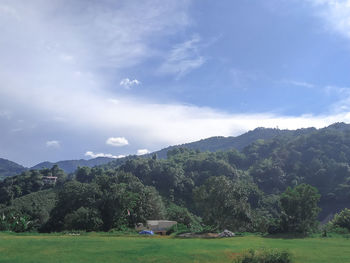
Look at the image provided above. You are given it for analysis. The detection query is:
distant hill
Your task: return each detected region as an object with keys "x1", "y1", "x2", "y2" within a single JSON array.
[
  {"x1": 2, "y1": 123, "x2": 346, "y2": 176},
  {"x1": 30, "y1": 157, "x2": 114, "y2": 174},
  {"x1": 0, "y1": 158, "x2": 27, "y2": 179},
  {"x1": 153, "y1": 126, "x2": 317, "y2": 159},
  {"x1": 102, "y1": 126, "x2": 317, "y2": 169}
]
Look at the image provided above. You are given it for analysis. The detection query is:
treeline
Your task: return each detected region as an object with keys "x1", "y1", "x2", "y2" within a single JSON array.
[{"x1": 1, "y1": 123, "x2": 350, "y2": 234}]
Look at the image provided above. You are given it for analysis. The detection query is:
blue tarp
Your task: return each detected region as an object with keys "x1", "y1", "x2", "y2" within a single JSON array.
[{"x1": 139, "y1": 230, "x2": 154, "y2": 235}]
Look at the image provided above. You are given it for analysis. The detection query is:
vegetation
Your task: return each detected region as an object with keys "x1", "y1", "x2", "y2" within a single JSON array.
[
  {"x1": 278, "y1": 184, "x2": 320, "y2": 234},
  {"x1": 329, "y1": 208, "x2": 350, "y2": 232},
  {"x1": 1, "y1": 123, "x2": 350, "y2": 234},
  {"x1": 0, "y1": 158, "x2": 26, "y2": 180},
  {"x1": 234, "y1": 248, "x2": 292, "y2": 263}
]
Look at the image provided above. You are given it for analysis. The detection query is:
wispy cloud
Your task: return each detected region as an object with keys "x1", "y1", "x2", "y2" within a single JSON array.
[
  {"x1": 46, "y1": 140, "x2": 60, "y2": 148},
  {"x1": 307, "y1": 0, "x2": 350, "y2": 39},
  {"x1": 3, "y1": 0, "x2": 350, "y2": 166},
  {"x1": 106, "y1": 137, "x2": 129, "y2": 147},
  {"x1": 85, "y1": 151, "x2": 124, "y2": 159},
  {"x1": 324, "y1": 85, "x2": 350, "y2": 112},
  {"x1": 120, "y1": 78, "x2": 141, "y2": 89},
  {"x1": 324, "y1": 85, "x2": 350, "y2": 95},
  {"x1": 283, "y1": 80, "x2": 316, "y2": 89},
  {"x1": 158, "y1": 34, "x2": 205, "y2": 78}
]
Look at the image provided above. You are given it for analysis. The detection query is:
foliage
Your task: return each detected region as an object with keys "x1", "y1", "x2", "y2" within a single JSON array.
[
  {"x1": 279, "y1": 184, "x2": 320, "y2": 234},
  {"x1": 0, "y1": 165, "x2": 66, "y2": 204},
  {"x1": 0, "y1": 190, "x2": 57, "y2": 230},
  {"x1": 63, "y1": 207, "x2": 103, "y2": 231},
  {"x1": 45, "y1": 171, "x2": 166, "y2": 232},
  {"x1": 330, "y1": 208, "x2": 350, "y2": 231},
  {"x1": 166, "y1": 203, "x2": 202, "y2": 232},
  {"x1": 4, "y1": 123, "x2": 350, "y2": 233},
  {"x1": 193, "y1": 176, "x2": 252, "y2": 231},
  {"x1": 0, "y1": 158, "x2": 27, "y2": 178},
  {"x1": 0, "y1": 213, "x2": 32, "y2": 232},
  {"x1": 234, "y1": 248, "x2": 293, "y2": 263}
]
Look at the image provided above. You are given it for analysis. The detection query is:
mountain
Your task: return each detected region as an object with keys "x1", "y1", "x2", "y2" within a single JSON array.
[
  {"x1": 31, "y1": 157, "x2": 114, "y2": 174},
  {"x1": 0, "y1": 158, "x2": 27, "y2": 179},
  {"x1": 1, "y1": 123, "x2": 343, "y2": 176},
  {"x1": 100, "y1": 126, "x2": 318, "y2": 169},
  {"x1": 2, "y1": 122, "x2": 350, "y2": 232},
  {"x1": 153, "y1": 126, "x2": 317, "y2": 159}
]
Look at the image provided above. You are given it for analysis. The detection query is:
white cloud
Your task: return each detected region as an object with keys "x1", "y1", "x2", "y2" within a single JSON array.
[
  {"x1": 137, "y1": 149, "x2": 150, "y2": 155},
  {"x1": 3, "y1": 0, "x2": 350, "y2": 166},
  {"x1": 120, "y1": 78, "x2": 141, "y2": 89},
  {"x1": 307, "y1": 0, "x2": 350, "y2": 39},
  {"x1": 324, "y1": 85, "x2": 350, "y2": 95},
  {"x1": 106, "y1": 137, "x2": 129, "y2": 147},
  {"x1": 284, "y1": 80, "x2": 315, "y2": 89},
  {"x1": 85, "y1": 151, "x2": 125, "y2": 159},
  {"x1": 46, "y1": 140, "x2": 60, "y2": 148},
  {"x1": 158, "y1": 34, "x2": 205, "y2": 78}
]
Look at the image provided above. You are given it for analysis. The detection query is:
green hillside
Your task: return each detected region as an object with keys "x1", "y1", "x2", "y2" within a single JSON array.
[
  {"x1": 1, "y1": 123, "x2": 350, "y2": 235},
  {"x1": 0, "y1": 158, "x2": 26, "y2": 180}
]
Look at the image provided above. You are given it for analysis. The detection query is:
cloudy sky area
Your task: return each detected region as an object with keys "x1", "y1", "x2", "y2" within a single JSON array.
[{"x1": 1, "y1": 0, "x2": 350, "y2": 166}]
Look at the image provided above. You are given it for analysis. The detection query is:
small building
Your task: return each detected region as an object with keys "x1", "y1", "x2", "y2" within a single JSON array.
[
  {"x1": 42, "y1": 176, "x2": 58, "y2": 185},
  {"x1": 136, "y1": 220, "x2": 177, "y2": 235}
]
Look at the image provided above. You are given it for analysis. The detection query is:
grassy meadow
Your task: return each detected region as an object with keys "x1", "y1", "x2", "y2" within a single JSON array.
[{"x1": 0, "y1": 233, "x2": 350, "y2": 263}]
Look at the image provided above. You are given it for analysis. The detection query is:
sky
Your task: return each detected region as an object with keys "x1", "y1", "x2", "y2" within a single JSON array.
[{"x1": 1, "y1": 0, "x2": 350, "y2": 167}]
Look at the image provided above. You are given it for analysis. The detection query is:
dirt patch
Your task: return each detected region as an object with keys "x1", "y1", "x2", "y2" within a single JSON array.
[{"x1": 224, "y1": 251, "x2": 241, "y2": 260}]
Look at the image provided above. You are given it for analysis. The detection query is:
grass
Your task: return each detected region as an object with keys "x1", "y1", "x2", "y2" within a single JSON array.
[{"x1": 0, "y1": 232, "x2": 350, "y2": 263}]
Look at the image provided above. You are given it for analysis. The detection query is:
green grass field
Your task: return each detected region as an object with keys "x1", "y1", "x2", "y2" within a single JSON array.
[{"x1": 0, "y1": 233, "x2": 349, "y2": 263}]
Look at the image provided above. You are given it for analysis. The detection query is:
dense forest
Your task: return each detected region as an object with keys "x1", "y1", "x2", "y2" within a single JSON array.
[{"x1": 1, "y1": 123, "x2": 350, "y2": 234}]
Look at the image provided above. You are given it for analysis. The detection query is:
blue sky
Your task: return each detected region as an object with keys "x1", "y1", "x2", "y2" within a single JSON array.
[{"x1": 1, "y1": 0, "x2": 350, "y2": 166}]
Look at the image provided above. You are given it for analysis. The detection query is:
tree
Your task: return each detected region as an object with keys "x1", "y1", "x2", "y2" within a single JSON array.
[
  {"x1": 331, "y1": 208, "x2": 350, "y2": 231},
  {"x1": 193, "y1": 176, "x2": 251, "y2": 231},
  {"x1": 279, "y1": 184, "x2": 320, "y2": 233},
  {"x1": 63, "y1": 207, "x2": 103, "y2": 231}
]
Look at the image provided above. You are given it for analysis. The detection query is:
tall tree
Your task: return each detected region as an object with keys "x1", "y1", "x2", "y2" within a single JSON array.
[{"x1": 279, "y1": 184, "x2": 320, "y2": 233}]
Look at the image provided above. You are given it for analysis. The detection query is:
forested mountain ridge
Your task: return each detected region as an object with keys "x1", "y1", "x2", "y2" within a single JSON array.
[
  {"x1": 102, "y1": 122, "x2": 350, "y2": 220},
  {"x1": 152, "y1": 126, "x2": 317, "y2": 159},
  {"x1": 1, "y1": 122, "x2": 350, "y2": 234},
  {"x1": 0, "y1": 157, "x2": 115, "y2": 178},
  {"x1": 31, "y1": 157, "x2": 114, "y2": 174},
  {"x1": 0, "y1": 158, "x2": 27, "y2": 180},
  {"x1": 0, "y1": 125, "x2": 319, "y2": 176}
]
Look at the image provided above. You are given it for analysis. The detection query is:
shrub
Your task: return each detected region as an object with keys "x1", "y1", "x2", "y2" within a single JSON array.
[
  {"x1": 279, "y1": 184, "x2": 320, "y2": 234},
  {"x1": 331, "y1": 208, "x2": 350, "y2": 231},
  {"x1": 166, "y1": 203, "x2": 202, "y2": 232},
  {"x1": 166, "y1": 223, "x2": 190, "y2": 235},
  {"x1": 63, "y1": 207, "x2": 103, "y2": 232},
  {"x1": 234, "y1": 248, "x2": 293, "y2": 263},
  {"x1": 0, "y1": 213, "x2": 32, "y2": 232}
]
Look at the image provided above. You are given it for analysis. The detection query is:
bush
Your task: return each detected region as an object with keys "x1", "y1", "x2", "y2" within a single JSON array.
[
  {"x1": 63, "y1": 207, "x2": 103, "y2": 232},
  {"x1": 0, "y1": 213, "x2": 32, "y2": 232},
  {"x1": 166, "y1": 223, "x2": 190, "y2": 235},
  {"x1": 324, "y1": 223, "x2": 350, "y2": 235},
  {"x1": 234, "y1": 248, "x2": 293, "y2": 263},
  {"x1": 166, "y1": 203, "x2": 202, "y2": 232},
  {"x1": 331, "y1": 208, "x2": 350, "y2": 231},
  {"x1": 279, "y1": 184, "x2": 320, "y2": 234}
]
